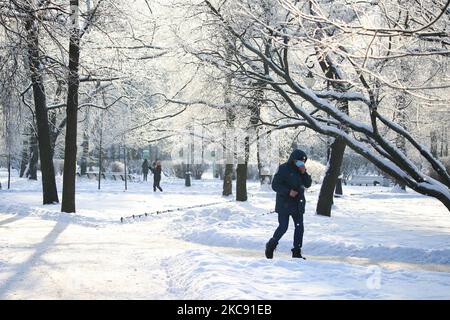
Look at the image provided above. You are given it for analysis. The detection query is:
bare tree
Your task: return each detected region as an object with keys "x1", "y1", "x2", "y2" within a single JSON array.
[
  {"x1": 203, "y1": 0, "x2": 450, "y2": 211},
  {"x1": 22, "y1": 1, "x2": 60, "y2": 204},
  {"x1": 61, "y1": 0, "x2": 81, "y2": 212}
]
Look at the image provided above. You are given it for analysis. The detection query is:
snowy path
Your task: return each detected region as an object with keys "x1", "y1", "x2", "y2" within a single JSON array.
[
  {"x1": 1, "y1": 174, "x2": 450, "y2": 299},
  {"x1": 215, "y1": 247, "x2": 450, "y2": 273},
  {"x1": 3, "y1": 215, "x2": 449, "y2": 300}
]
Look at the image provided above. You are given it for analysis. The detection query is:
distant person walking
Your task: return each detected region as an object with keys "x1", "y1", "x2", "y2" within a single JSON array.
[
  {"x1": 151, "y1": 160, "x2": 163, "y2": 192},
  {"x1": 142, "y1": 159, "x2": 149, "y2": 181},
  {"x1": 265, "y1": 149, "x2": 312, "y2": 260}
]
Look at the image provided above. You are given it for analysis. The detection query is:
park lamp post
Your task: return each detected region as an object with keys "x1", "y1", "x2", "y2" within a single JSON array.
[
  {"x1": 185, "y1": 144, "x2": 191, "y2": 187},
  {"x1": 211, "y1": 150, "x2": 216, "y2": 178},
  {"x1": 185, "y1": 167, "x2": 191, "y2": 186}
]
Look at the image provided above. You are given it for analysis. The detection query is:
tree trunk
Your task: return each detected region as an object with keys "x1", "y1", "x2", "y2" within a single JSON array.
[
  {"x1": 250, "y1": 85, "x2": 265, "y2": 185},
  {"x1": 223, "y1": 128, "x2": 233, "y2": 195},
  {"x1": 20, "y1": 132, "x2": 29, "y2": 178},
  {"x1": 7, "y1": 153, "x2": 11, "y2": 189},
  {"x1": 236, "y1": 163, "x2": 247, "y2": 201},
  {"x1": 223, "y1": 164, "x2": 233, "y2": 196},
  {"x1": 98, "y1": 122, "x2": 103, "y2": 190},
  {"x1": 236, "y1": 136, "x2": 249, "y2": 201},
  {"x1": 25, "y1": 19, "x2": 59, "y2": 204},
  {"x1": 444, "y1": 128, "x2": 448, "y2": 157},
  {"x1": 49, "y1": 111, "x2": 58, "y2": 153},
  {"x1": 431, "y1": 130, "x2": 438, "y2": 158},
  {"x1": 316, "y1": 138, "x2": 346, "y2": 216},
  {"x1": 124, "y1": 144, "x2": 128, "y2": 191},
  {"x1": 258, "y1": 40, "x2": 273, "y2": 185},
  {"x1": 80, "y1": 131, "x2": 89, "y2": 175},
  {"x1": 314, "y1": 48, "x2": 349, "y2": 216},
  {"x1": 222, "y1": 114, "x2": 234, "y2": 196},
  {"x1": 222, "y1": 38, "x2": 235, "y2": 196},
  {"x1": 28, "y1": 132, "x2": 38, "y2": 180},
  {"x1": 61, "y1": 1, "x2": 80, "y2": 213},
  {"x1": 110, "y1": 144, "x2": 116, "y2": 162},
  {"x1": 256, "y1": 134, "x2": 262, "y2": 179},
  {"x1": 223, "y1": 125, "x2": 234, "y2": 196},
  {"x1": 440, "y1": 127, "x2": 448, "y2": 157},
  {"x1": 394, "y1": 95, "x2": 408, "y2": 190}
]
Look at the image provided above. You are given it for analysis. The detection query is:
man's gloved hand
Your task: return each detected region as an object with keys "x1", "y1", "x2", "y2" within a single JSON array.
[{"x1": 289, "y1": 189, "x2": 299, "y2": 197}]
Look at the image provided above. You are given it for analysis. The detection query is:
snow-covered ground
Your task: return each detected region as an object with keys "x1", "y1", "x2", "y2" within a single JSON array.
[{"x1": 1, "y1": 169, "x2": 450, "y2": 299}]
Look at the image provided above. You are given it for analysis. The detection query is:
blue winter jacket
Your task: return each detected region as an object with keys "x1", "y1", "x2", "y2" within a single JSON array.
[{"x1": 272, "y1": 149, "x2": 312, "y2": 215}]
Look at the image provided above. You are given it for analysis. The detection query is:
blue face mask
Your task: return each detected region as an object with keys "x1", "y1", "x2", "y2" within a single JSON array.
[{"x1": 295, "y1": 160, "x2": 305, "y2": 168}]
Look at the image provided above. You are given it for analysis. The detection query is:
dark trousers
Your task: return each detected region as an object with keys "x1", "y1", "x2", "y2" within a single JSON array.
[
  {"x1": 153, "y1": 176, "x2": 162, "y2": 191},
  {"x1": 143, "y1": 173, "x2": 148, "y2": 181},
  {"x1": 272, "y1": 212, "x2": 304, "y2": 248}
]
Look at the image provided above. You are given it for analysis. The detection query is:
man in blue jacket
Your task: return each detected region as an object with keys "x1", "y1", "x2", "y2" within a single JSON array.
[{"x1": 266, "y1": 149, "x2": 312, "y2": 259}]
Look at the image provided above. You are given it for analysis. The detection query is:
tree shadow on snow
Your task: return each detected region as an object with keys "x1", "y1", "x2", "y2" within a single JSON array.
[
  {"x1": 0, "y1": 213, "x2": 31, "y2": 226},
  {"x1": 0, "y1": 220, "x2": 68, "y2": 298}
]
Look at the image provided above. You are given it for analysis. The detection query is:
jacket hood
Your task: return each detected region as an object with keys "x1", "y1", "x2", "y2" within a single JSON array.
[{"x1": 288, "y1": 149, "x2": 308, "y2": 163}]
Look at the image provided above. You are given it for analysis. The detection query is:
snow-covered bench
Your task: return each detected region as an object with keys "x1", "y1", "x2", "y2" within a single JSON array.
[{"x1": 346, "y1": 175, "x2": 388, "y2": 186}]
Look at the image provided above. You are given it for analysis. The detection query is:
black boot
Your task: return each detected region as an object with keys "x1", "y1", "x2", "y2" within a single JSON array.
[
  {"x1": 265, "y1": 238, "x2": 278, "y2": 259},
  {"x1": 292, "y1": 248, "x2": 305, "y2": 259}
]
